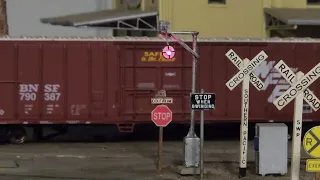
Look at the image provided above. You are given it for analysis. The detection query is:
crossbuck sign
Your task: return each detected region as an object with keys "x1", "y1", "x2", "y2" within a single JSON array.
[
  {"x1": 226, "y1": 50, "x2": 268, "y2": 91},
  {"x1": 225, "y1": 49, "x2": 265, "y2": 91},
  {"x1": 225, "y1": 49, "x2": 268, "y2": 178},
  {"x1": 272, "y1": 60, "x2": 320, "y2": 180},
  {"x1": 273, "y1": 60, "x2": 320, "y2": 111}
]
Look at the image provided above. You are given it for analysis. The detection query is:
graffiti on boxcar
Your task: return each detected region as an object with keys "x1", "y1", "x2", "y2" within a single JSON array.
[
  {"x1": 254, "y1": 61, "x2": 298, "y2": 103},
  {"x1": 19, "y1": 84, "x2": 61, "y2": 102},
  {"x1": 137, "y1": 82, "x2": 155, "y2": 89},
  {"x1": 163, "y1": 84, "x2": 180, "y2": 89},
  {"x1": 141, "y1": 51, "x2": 176, "y2": 62},
  {"x1": 0, "y1": 109, "x2": 5, "y2": 116},
  {"x1": 70, "y1": 104, "x2": 87, "y2": 116}
]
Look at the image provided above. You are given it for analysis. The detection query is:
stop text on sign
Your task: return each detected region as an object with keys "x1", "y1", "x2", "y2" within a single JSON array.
[
  {"x1": 152, "y1": 112, "x2": 171, "y2": 120},
  {"x1": 151, "y1": 105, "x2": 173, "y2": 127}
]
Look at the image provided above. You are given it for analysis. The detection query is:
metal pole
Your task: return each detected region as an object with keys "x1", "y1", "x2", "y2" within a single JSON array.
[
  {"x1": 187, "y1": 32, "x2": 198, "y2": 137},
  {"x1": 200, "y1": 89, "x2": 204, "y2": 180},
  {"x1": 158, "y1": 126, "x2": 163, "y2": 171},
  {"x1": 183, "y1": 32, "x2": 200, "y2": 168},
  {"x1": 168, "y1": 33, "x2": 199, "y2": 58},
  {"x1": 158, "y1": 21, "x2": 201, "y2": 168},
  {"x1": 169, "y1": 31, "x2": 198, "y2": 34}
]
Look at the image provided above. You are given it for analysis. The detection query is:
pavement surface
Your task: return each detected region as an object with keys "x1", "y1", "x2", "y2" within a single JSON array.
[{"x1": 0, "y1": 141, "x2": 315, "y2": 180}]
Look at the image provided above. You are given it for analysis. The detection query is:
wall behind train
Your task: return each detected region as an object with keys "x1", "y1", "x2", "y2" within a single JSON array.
[{"x1": 6, "y1": 0, "x2": 113, "y2": 37}]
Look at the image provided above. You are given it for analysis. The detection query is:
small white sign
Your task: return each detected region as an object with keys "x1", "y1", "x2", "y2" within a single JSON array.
[
  {"x1": 151, "y1": 98, "x2": 173, "y2": 104},
  {"x1": 273, "y1": 62, "x2": 320, "y2": 110}
]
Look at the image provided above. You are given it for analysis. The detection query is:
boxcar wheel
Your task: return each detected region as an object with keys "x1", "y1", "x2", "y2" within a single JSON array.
[{"x1": 9, "y1": 126, "x2": 27, "y2": 144}]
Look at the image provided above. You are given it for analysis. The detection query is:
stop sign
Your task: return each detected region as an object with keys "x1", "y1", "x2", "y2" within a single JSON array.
[{"x1": 151, "y1": 105, "x2": 172, "y2": 127}]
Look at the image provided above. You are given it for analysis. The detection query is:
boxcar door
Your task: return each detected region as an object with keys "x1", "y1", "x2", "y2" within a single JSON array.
[{"x1": 118, "y1": 43, "x2": 191, "y2": 123}]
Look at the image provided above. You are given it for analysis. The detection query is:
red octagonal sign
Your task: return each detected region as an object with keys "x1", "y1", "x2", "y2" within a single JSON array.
[{"x1": 151, "y1": 105, "x2": 172, "y2": 127}]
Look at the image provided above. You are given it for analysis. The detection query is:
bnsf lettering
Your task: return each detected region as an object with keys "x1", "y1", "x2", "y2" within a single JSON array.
[
  {"x1": 19, "y1": 84, "x2": 61, "y2": 101},
  {"x1": 44, "y1": 84, "x2": 61, "y2": 101},
  {"x1": 19, "y1": 84, "x2": 38, "y2": 101}
]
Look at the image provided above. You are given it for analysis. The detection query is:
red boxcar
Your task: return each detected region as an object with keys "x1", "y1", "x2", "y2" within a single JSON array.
[{"x1": 0, "y1": 37, "x2": 319, "y2": 143}]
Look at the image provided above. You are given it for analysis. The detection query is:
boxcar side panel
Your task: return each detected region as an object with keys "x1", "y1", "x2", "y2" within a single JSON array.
[
  {"x1": 0, "y1": 40, "x2": 122, "y2": 124},
  {"x1": 198, "y1": 44, "x2": 225, "y2": 120},
  {"x1": 89, "y1": 43, "x2": 108, "y2": 120},
  {"x1": 17, "y1": 43, "x2": 41, "y2": 121},
  {"x1": 41, "y1": 43, "x2": 65, "y2": 122},
  {"x1": 105, "y1": 42, "x2": 121, "y2": 123},
  {"x1": 66, "y1": 43, "x2": 90, "y2": 121},
  {"x1": 0, "y1": 42, "x2": 16, "y2": 122}
]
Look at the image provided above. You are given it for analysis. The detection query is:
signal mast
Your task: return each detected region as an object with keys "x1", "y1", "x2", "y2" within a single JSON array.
[{"x1": 0, "y1": 0, "x2": 8, "y2": 35}]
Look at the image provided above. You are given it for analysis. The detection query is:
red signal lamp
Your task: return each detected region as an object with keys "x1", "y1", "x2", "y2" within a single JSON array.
[{"x1": 162, "y1": 45, "x2": 175, "y2": 59}]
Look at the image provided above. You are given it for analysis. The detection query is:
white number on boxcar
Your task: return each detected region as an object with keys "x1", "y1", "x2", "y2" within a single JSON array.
[
  {"x1": 44, "y1": 84, "x2": 61, "y2": 101},
  {"x1": 44, "y1": 93, "x2": 61, "y2": 101},
  {"x1": 19, "y1": 84, "x2": 38, "y2": 101},
  {"x1": 19, "y1": 84, "x2": 61, "y2": 101},
  {"x1": 19, "y1": 93, "x2": 37, "y2": 101}
]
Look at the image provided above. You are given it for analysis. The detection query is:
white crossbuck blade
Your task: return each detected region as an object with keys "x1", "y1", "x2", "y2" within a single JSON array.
[
  {"x1": 273, "y1": 60, "x2": 320, "y2": 111},
  {"x1": 225, "y1": 49, "x2": 265, "y2": 91},
  {"x1": 273, "y1": 61, "x2": 320, "y2": 110},
  {"x1": 225, "y1": 50, "x2": 268, "y2": 91}
]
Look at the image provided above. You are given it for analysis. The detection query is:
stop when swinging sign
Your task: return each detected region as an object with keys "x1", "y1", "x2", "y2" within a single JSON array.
[{"x1": 190, "y1": 93, "x2": 216, "y2": 110}]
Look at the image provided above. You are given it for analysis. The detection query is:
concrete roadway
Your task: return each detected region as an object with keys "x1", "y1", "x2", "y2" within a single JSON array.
[{"x1": 0, "y1": 141, "x2": 315, "y2": 180}]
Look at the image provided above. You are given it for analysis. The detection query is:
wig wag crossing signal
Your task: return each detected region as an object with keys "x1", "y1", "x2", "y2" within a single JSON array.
[{"x1": 162, "y1": 45, "x2": 175, "y2": 59}]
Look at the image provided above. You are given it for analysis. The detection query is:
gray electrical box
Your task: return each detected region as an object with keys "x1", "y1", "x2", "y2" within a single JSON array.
[{"x1": 254, "y1": 123, "x2": 288, "y2": 176}]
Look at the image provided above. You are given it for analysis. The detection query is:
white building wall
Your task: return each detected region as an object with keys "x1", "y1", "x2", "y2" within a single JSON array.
[{"x1": 6, "y1": 0, "x2": 113, "y2": 37}]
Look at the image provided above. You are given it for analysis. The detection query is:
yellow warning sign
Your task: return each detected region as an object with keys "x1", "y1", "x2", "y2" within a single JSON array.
[
  {"x1": 303, "y1": 126, "x2": 320, "y2": 158},
  {"x1": 306, "y1": 159, "x2": 320, "y2": 172},
  {"x1": 141, "y1": 52, "x2": 176, "y2": 62}
]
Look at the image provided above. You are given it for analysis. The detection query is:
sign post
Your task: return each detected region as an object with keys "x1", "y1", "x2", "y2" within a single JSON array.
[
  {"x1": 225, "y1": 50, "x2": 268, "y2": 178},
  {"x1": 190, "y1": 90, "x2": 216, "y2": 179},
  {"x1": 272, "y1": 61, "x2": 320, "y2": 180},
  {"x1": 151, "y1": 90, "x2": 173, "y2": 171},
  {"x1": 158, "y1": 20, "x2": 202, "y2": 168},
  {"x1": 303, "y1": 126, "x2": 320, "y2": 179}
]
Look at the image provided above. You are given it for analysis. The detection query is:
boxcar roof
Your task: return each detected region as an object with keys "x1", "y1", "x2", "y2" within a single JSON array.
[{"x1": 0, "y1": 36, "x2": 319, "y2": 43}]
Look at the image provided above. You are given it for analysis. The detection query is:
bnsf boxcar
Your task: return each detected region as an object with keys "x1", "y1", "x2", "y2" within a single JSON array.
[{"x1": 0, "y1": 37, "x2": 319, "y2": 143}]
